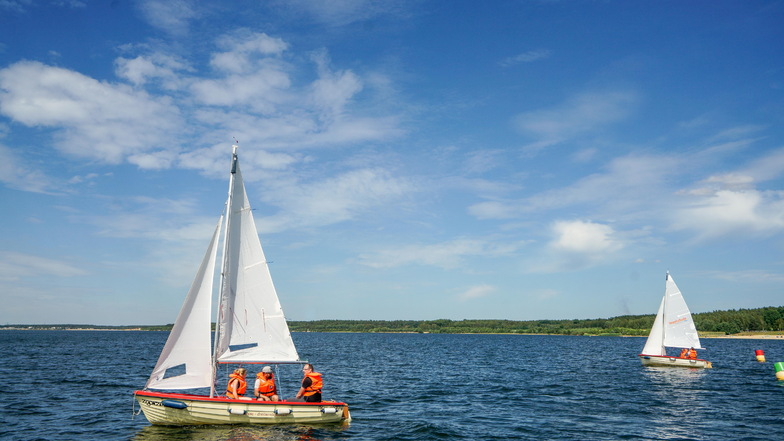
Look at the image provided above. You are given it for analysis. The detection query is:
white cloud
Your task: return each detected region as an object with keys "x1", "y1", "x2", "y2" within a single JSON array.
[
  {"x1": 260, "y1": 167, "x2": 414, "y2": 233},
  {"x1": 191, "y1": 68, "x2": 291, "y2": 112},
  {"x1": 280, "y1": 0, "x2": 406, "y2": 26},
  {"x1": 535, "y1": 288, "x2": 559, "y2": 299},
  {"x1": 528, "y1": 220, "x2": 625, "y2": 273},
  {"x1": 468, "y1": 153, "x2": 676, "y2": 221},
  {"x1": 77, "y1": 195, "x2": 211, "y2": 241},
  {"x1": 190, "y1": 33, "x2": 292, "y2": 112},
  {"x1": 550, "y1": 220, "x2": 623, "y2": 254},
  {"x1": 672, "y1": 188, "x2": 784, "y2": 239},
  {"x1": 0, "y1": 61, "x2": 182, "y2": 166},
  {"x1": 0, "y1": 0, "x2": 32, "y2": 13},
  {"x1": 359, "y1": 237, "x2": 521, "y2": 270},
  {"x1": 468, "y1": 201, "x2": 517, "y2": 220},
  {"x1": 707, "y1": 124, "x2": 766, "y2": 143},
  {"x1": 670, "y1": 148, "x2": 784, "y2": 240},
  {"x1": 0, "y1": 251, "x2": 88, "y2": 281},
  {"x1": 212, "y1": 31, "x2": 288, "y2": 73},
  {"x1": 458, "y1": 284, "x2": 496, "y2": 301},
  {"x1": 0, "y1": 29, "x2": 405, "y2": 180},
  {"x1": 706, "y1": 269, "x2": 784, "y2": 283},
  {"x1": 463, "y1": 149, "x2": 506, "y2": 175},
  {"x1": 137, "y1": 0, "x2": 198, "y2": 36},
  {"x1": 0, "y1": 144, "x2": 58, "y2": 193},
  {"x1": 186, "y1": 33, "x2": 400, "y2": 150},
  {"x1": 514, "y1": 90, "x2": 638, "y2": 152},
  {"x1": 114, "y1": 53, "x2": 191, "y2": 89},
  {"x1": 738, "y1": 147, "x2": 784, "y2": 182},
  {"x1": 309, "y1": 50, "x2": 363, "y2": 120},
  {"x1": 499, "y1": 49, "x2": 551, "y2": 67}
]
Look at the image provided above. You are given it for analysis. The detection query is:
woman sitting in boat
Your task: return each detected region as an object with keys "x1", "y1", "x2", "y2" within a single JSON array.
[
  {"x1": 226, "y1": 368, "x2": 248, "y2": 400},
  {"x1": 687, "y1": 348, "x2": 698, "y2": 359},
  {"x1": 295, "y1": 363, "x2": 323, "y2": 402},
  {"x1": 254, "y1": 366, "x2": 279, "y2": 401},
  {"x1": 679, "y1": 348, "x2": 689, "y2": 358}
]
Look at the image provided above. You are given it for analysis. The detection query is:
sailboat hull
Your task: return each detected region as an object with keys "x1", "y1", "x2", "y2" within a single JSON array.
[
  {"x1": 638, "y1": 354, "x2": 712, "y2": 369},
  {"x1": 134, "y1": 391, "x2": 351, "y2": 425}
]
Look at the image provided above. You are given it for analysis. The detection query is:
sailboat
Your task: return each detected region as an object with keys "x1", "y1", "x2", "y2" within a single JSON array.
[
  {"x1": 638, "y1": 272, "x2": 713, "y2": 368},
  {"x1": 134, "y1": 145, "x2": 351, "y2": 425}
]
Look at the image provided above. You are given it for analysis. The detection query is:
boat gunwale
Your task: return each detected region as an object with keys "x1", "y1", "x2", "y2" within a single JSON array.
[
  {"x1": 636, "y1": 353, "x2": 710, "y2": 363},
  {"x1": 134, "y1": 390, "x2": 348, "y2": 406}
]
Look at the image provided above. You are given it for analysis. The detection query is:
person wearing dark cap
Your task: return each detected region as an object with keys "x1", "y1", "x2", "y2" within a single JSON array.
[{"x1": 254, "y1": 365, "x2": 279, "y2": 401}]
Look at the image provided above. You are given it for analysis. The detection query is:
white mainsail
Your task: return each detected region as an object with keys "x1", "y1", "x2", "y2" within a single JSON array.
[
  {"x1": 145, "y1": 218, "x2": 222, "y2": 390},
  {"x1": 213, "y1": 148, "x2": 299, "y2": 364},
  {"x1": 641, "y1": 272, "x2": 703, "y2": 356}
]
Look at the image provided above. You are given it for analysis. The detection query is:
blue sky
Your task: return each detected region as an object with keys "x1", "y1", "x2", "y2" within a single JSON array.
[{"x1": 1, "y1": 1, "x2": 783, "y2": 326}]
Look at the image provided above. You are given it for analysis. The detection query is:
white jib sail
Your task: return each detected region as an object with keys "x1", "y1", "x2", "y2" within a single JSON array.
[
  {"x1": 641, "y1": 296, "x2": 666, "y2": 356},
  {"x1": 145, "y1": 218, "x2": 222, "y2": 390},
  {"x1": 214, "y1": 151, "x2": 299, "y2": 364},
  {"x1": 661, "y1": 273, "x2": 703, "y2": 350}
]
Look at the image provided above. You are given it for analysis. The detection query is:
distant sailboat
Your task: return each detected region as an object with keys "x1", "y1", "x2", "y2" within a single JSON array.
[
  {"x1": 638, "y1": 272, "x2": 712, "y2": 368},
  {"x1": 134, "y1": 145, "x2": 350, "y2": 425}
]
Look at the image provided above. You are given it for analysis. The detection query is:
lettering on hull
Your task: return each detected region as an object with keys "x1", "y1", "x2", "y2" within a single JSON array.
[{"x1": 140, "y1": 399, "x2": 163, "y2": 407}]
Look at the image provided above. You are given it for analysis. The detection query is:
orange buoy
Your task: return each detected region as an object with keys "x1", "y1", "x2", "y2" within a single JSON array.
[{"x1": 755, "y1": 349, "x2": 766, "y2": 363}]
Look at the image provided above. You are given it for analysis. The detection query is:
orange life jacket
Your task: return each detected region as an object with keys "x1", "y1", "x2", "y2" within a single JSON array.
[
  {"x1": 227, "y1": 373, "x2": 247, "y2": 396},
  {"x1": 688, "y1": 349, "x2": 697, "y2": 359},
  {"x1": 303, "y1": 372, "x2": 323, "y2": 396},
  {"x1": 679, "y1": 349, "x2": 689, "y2": 358},
  {"x1": 256, "y1": 373, "x2": 276, "y2": 396}
]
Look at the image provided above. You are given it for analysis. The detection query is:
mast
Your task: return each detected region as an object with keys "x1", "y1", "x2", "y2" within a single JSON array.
[{"x1": 210, "y1": 144, "x2": 239, "y2": 398}]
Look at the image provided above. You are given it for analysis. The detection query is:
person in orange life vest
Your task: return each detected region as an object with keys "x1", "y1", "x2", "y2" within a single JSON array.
[
  {"x1": 295, "y1": 363, "x2": 323, "y2": 402},
  {"x1": 254, "y1": 366, "x2": 279, "y2": 401},
  {"x1": 226, "y1": 368, "x2": 248, "y2": 400},
  {"x1": 687, "y1": 348, "x2": 697, "y2": 359},
  {"x1": 679, "y1": 348, "x2": 689, "y2": 358}
]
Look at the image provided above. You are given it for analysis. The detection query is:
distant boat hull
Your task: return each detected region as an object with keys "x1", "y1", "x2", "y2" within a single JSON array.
[
  {"x1": 638, "y1": 354, "x2": 713, "y2": 369},
  {"x1": 134, "y1": 391, "x2": 350, "y2": 425}
]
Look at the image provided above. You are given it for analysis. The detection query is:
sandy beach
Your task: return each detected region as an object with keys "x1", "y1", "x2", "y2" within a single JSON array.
[{"x1": 704, "y1": 334, "x2": 784, "y2": 340}]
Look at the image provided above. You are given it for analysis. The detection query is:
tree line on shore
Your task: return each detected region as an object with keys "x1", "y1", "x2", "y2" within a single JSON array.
[
  {"x1": 5, "y1": 306, "x2": 783, "y2": 335},
  {"x1": 287, "y1": 306, "x2": 784, "y2": 335}
]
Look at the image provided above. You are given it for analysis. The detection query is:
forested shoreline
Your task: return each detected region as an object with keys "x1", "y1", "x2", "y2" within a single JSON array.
[
  {"x1": 4, "y1": 306, "x2": 783, "y2": 336},
  {"x1": 288, "y1": 305, "x2": 784, "y2": 335}
]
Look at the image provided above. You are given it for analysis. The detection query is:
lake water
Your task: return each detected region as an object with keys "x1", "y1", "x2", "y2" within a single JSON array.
[{"x1": 1, "y1": 331, "x2": 783, "y2": 440}]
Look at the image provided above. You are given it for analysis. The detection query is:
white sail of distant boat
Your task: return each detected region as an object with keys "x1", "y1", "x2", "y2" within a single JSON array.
[
  {"x1": 638, "y1": 272, "x2": 712, "y2": 368},
  {"x1": 135, "y1": 145, "x2": 350, "y2": 425}
]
